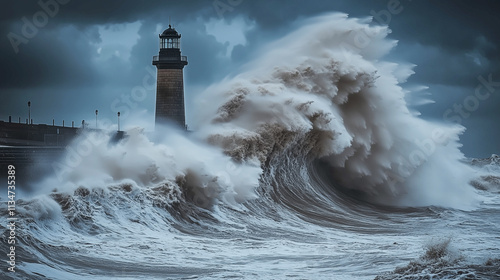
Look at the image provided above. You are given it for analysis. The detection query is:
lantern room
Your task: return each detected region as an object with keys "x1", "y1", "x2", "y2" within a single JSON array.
[{"x1": 159, "y1": 25, "x2": 181, "y2": 49}]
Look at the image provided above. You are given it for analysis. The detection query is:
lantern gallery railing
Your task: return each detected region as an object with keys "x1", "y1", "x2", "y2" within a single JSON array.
[{"x1": 153, "y1": 56, "x2": 187, "y2": 62}]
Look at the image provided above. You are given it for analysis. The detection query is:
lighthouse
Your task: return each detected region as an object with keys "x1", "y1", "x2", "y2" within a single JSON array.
[{"x1": 152, "y1": 25, "x2": 188, "y2": 129}]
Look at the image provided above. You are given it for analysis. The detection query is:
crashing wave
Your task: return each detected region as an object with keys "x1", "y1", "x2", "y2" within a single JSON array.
[
  {"x1": 25, "y1": 13, "x2": 479, "y2": 220},
  {"x1": 194, "y1": 13, "x2": 477, "y2": 208}
]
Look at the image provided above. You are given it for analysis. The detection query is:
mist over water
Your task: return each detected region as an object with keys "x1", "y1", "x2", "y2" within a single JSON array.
[{"x1": 2, "y1": 13, "x2": 498, "y2": 280}]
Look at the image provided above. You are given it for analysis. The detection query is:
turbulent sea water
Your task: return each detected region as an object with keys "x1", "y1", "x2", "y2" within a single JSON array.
[{"x1": 1, "y1": 14, "x2": 499, "y2": 279}]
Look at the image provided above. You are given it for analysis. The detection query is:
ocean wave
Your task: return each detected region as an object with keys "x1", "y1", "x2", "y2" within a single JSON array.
[
  {"x1": 375, "y1": 238, "x2": 500, "y2": 280},
  {"x1": 194, "y1": 13, "x2": 477, "y2": 209}
]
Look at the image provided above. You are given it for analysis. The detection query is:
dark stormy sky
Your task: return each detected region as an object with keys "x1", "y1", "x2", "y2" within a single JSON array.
[{"x1": 1, "y1": 0, "x2": 499, "y2": 157}]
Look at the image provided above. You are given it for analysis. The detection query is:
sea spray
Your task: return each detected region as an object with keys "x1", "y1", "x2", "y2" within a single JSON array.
[
  {"x1": 37, "y1": 126, "x2": 261, "y2": 209},
  {"x1": 194, "y1": 13, "x2": 477, "y2": 208},
  {"x1": 31, "y1": 13, "x2": 478, "y2": 211}
]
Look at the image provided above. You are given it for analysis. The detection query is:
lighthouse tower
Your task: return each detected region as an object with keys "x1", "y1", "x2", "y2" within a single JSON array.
[{"x1": 152, "y1": 25, "x2": 188, "y2": 129}]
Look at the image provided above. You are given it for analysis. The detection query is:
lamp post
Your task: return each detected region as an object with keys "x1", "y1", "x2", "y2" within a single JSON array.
[
  {"x1": 28, "y1": 101, "x2": 31, "y2": 124},
  {"x1": 117, "y1": 112, "x2": 120, "y2": 131},
  {"x1": 95, "y1": 110, "x2": 98, "y2": 129}
]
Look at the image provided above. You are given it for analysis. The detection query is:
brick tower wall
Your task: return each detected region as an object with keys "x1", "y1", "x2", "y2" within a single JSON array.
[{"x1": 155, "y1": 68, "x2": 185, "y2": 128}]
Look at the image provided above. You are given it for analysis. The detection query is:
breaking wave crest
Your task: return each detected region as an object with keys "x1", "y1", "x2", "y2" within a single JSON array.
[{"x1": 194, "y1": 13, "x2": 477, "y2": 209}]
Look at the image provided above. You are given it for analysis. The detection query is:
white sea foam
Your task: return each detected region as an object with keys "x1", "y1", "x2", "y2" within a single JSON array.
[{"x1": 192, "y1": 13, "x2": 477, "y2": 208}]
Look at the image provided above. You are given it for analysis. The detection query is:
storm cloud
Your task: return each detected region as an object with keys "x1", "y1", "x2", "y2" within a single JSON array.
[{"x1": 1, "y1": 0, "x2": 499, "y2": 157}]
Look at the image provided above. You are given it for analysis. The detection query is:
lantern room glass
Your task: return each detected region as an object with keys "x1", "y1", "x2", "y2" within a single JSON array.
[{"x1": 160, "y1": 38, "x2": 180, "y2": 49}]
